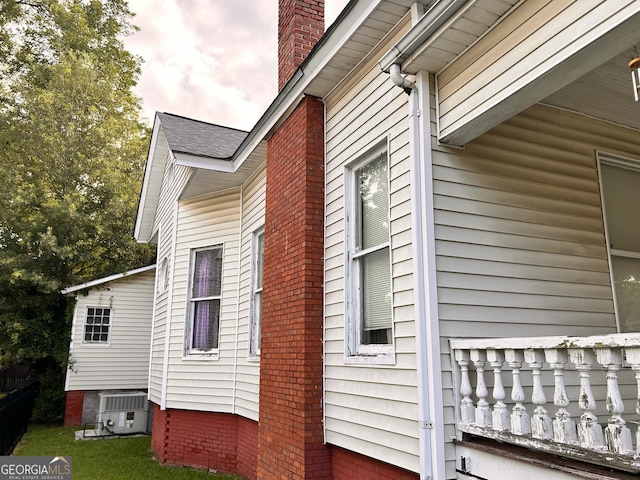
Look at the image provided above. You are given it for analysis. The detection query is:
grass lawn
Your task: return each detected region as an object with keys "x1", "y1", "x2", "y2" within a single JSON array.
[{"x1": 13, "y1": 425, "x2": 242, "y2": 480}]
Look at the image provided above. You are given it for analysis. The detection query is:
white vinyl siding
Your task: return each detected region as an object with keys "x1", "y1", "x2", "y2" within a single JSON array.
[
  {"x1": 163, "y1": 190, "x2": 241, "y2": 413},
  {"x1": 435, "y1": 104, "x2": 623, "y2": 338},
  {"x1": 65, "y1": 269, "x2": 155, "y2": 391},
  {"x1": 147, "y1": 129, "x2": 193, "y2": 405},
  {"x1": 148, "y1": 132, "x2": 264, "y2": 420},
  {"x1": 235, "y1": 167, "x2": 266, "y2": 420},
  {"x1": 434, "y1": 101, "x2": 640, "y2": 477},
  {"x1": 324, "y1": 41, "x2": 420, "y2": 473}
]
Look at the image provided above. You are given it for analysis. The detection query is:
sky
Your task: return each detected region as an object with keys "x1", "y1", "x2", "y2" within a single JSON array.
[{"x1": 123, "y1": 0, "x2": 350, "y2": 131}]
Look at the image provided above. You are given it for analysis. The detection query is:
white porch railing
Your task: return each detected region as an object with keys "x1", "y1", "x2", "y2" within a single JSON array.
[{"x1": 450, "y1": 334, "x2": 640, "y2": 472}]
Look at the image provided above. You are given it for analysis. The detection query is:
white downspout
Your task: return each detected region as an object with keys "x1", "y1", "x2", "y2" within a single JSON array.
[
  {"x1": 390, "y1": 64, "x2": 445, "y2": 480},
  {"x1": 390, "y1": 64, "x2": 415, "y2": 95}
]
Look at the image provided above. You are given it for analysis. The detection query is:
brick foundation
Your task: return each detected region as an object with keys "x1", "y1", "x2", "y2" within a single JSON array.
[
  {"x1": 331, "y1": 446, "x2": 420, "y2": 480},
  {"x1": 63, "y1": 390, "x2": 84, "y2": 426},
  {"x1": 150, "y1": 404, "x2": 258, "y2": 479}
]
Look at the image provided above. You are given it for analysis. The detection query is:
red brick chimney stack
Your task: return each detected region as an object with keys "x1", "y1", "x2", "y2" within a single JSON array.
[
  {"x1": 278, "y1": 0, "x2": 325, "y2": 91},
  {"x1": 258, "y1": 1, "x2": 328, "y2": 479}
]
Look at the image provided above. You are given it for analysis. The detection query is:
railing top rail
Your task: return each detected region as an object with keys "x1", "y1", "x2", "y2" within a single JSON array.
[{"x1": 449, "y1": 333, "x2": 640, "y2": 351}]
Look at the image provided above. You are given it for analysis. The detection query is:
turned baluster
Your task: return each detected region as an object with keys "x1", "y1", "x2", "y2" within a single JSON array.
[
  {"x1": 454, "y1": 349, "x2": 475, "y2": 425},
  {"x1": 569, "y1": 348, "x2": 604, "y2": 449},
  {"x1": 471, "y1": 349, "x2": 491, "y2": 427},
  {"x1": 525, "y1": 349, "x2": 552, "y2": 440},
  {"x1": 487, "y1": 349, "x2": 509, "y2": 431},
  {"x1": 505, "y1": 349, "x2": 531, "y2": 435},
  {"x1": 545, "y1": 348, "x2": 577, "y2": 444},
  {"x1": 595, "y1": 347, "x2": 633, "y2": 453},
  {"x1": 624, "y1": 346, "x2": 640, "y2": 455}
]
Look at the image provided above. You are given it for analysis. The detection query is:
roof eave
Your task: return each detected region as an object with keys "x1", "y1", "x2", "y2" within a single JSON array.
[
  {"x1": 231, "y1": 0, "x2": 391, "y2": 171},
  {"x1": 61, "y1": 264, "x2": 156, "y2": 295},
  {"x1": 134, "y1": 114, "x2": 164, "y2": 243}
]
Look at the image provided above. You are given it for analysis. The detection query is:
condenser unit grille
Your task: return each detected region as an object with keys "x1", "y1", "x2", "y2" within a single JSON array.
[{"x1": 100, "y1": 392, "x2": 147, "y2": 412}]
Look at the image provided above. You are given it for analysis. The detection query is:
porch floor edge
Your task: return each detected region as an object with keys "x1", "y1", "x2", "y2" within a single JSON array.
[{"x1": 456, "y1": 435, "x2": 640, "y2": 480}]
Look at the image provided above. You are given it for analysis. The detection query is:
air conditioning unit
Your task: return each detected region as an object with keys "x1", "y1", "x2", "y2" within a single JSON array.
[{"x1": 96, "y1": 391, "x2": 148, "y2": 436}]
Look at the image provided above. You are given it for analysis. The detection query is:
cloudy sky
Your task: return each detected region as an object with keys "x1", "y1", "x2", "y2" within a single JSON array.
[{"x1": 124, "y1": 0, "x2": 350, "y2": 131}]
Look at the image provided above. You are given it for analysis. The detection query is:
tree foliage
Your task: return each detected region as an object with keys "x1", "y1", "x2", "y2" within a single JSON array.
[{"x1": 0, "y1": 0, "x2": 155, "y2": 421}]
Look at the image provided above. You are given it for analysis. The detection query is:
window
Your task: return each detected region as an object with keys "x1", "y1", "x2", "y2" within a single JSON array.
[
  {"x1": 346, "y1": 144, "x2": 393, "y2": 360},
  {"x1": 249, "y1": 229, "x2": 264, "y2": 357},
  {"x1": 599, "y1": 155, "x2": 640, "y2": 332},
  {"x1": 157, "y1": 257, "x2": 170, "y2": 293},
  {"x1": 186, "y1": 246, "x2": 223, "y2": 354},
  {"x1": 83, "y1": 307, "x2": 111, "y2": 344}
]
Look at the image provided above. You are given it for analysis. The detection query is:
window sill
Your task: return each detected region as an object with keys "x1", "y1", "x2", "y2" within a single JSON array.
[
  {"x1": 182, "y1": 352, "x2": 219, "y2": 361},
  {"x1": 344, "y1": 353, "x2": 395, "y2": 366}
]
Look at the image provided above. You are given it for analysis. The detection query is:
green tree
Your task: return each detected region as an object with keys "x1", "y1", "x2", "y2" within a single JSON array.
[{"x1": 0, "y1": 0, "x2": 155, "y2": 422}]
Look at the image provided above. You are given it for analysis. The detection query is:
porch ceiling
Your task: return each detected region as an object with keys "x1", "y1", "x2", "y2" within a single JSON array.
[{"x1": 542, "y1": 49, "x2": 640, "y2": 133}]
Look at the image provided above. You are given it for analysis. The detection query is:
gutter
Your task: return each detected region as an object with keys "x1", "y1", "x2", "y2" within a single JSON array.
[{"x1": 379, "y1": 0, "x2": 469, "y2": 73}]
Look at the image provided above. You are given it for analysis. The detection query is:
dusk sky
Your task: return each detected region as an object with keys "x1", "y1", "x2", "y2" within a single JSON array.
[{"x1": 124, "y1": 0, "x2": 350, "y2": 131}]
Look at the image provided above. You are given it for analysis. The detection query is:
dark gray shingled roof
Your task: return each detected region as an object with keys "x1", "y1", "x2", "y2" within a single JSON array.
[{"x1": 157, "y1": 112, "x2": 248, "y2": 159}]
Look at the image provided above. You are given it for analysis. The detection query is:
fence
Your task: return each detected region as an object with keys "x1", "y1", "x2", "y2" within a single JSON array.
[
  {"x1": 0, "y1": 365, "x2": 31, "y2": 392},
  {"x1": 0, "y1": 382, "x2": 38, "y2": 455}
]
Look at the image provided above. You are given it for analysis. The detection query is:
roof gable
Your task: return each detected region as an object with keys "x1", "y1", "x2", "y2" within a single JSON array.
[
  {"x1": 135, "y1": 113, "x2": 249, "y2": 243},
  {"x1": 156, "y1": 113, "x2": 248, "y2": 159}
]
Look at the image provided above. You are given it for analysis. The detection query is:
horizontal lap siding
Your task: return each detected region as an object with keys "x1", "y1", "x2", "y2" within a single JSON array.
[
  {"x1": 435, "y1": 104, "x2": 640, "y2": 340},
  {"x1": 234, "y1": 167, "x2": 266, "y2": 421},
  {"x1": 148, "y1": 131, "x2": 193, "y2": 403},
  {"x1": 433, "y1": 96, "x2": 639, "y2": 477},
  {"x1": 66, "y1": 270, "x2": 155, "y2": 391},
  {"x1": 324, "y1": 45, "x2": 419, "y2": 473},
  {"x1": 165, "y1": 190, "x2": 241, "y2": 412}
]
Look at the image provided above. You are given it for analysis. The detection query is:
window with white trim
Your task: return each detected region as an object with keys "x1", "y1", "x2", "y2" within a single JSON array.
[
  {"x1": 599, "y1": 154, "x2": 640, "y2": 332},
  {"x1": 249, "y1": 229, "x2": 264, "y2": 357},
  {"x1": 185, "y1": 246, "x2": 223, "y2": 354},
  {"x1": 345, "y1": 144, "x2": 393, "y2": 359},
  {"x1": 157, "y1": 257, "x2": 170, "y2": 294},
  {"x1": 83, "y1": 307, "x2": 111, "y2": 344}
]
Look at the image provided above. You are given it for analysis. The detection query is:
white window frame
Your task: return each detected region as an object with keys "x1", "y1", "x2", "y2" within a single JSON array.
[
  {"x1": 249, "y1": 228, "x2": 264, "y2": 359},
  {"x1": 184, "y1": 245, "x2": 224, "y2": 356},
  {"x1": 157, "y1": 256, "x2": 170, "y2": 294},
  {"x1": 597, "y1": 151, "x2": 640, "y2": 333},
  {"x1": 82, "y1": 306, "x2": 111, "y2": 345},
  {"x1": 344, "y1": 142, "x2": 395, "y2": 364}
]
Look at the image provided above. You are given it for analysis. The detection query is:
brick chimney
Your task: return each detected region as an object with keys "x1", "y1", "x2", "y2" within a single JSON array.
[
  {"x1": 258, "y1": 1, "x2": 329, "y2": 479},
  {"x1": 278, "y1": 0, "x2": 325, "y2": 91}
]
